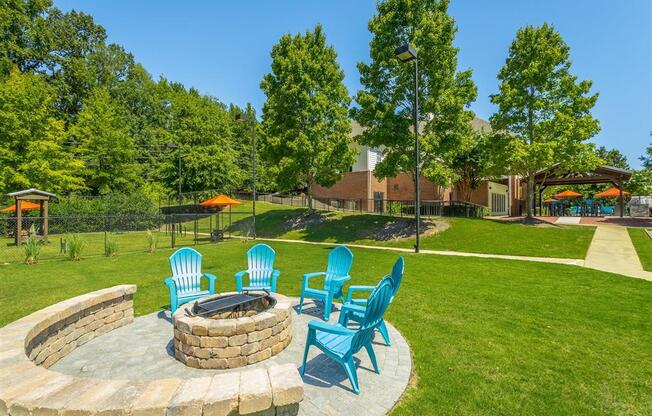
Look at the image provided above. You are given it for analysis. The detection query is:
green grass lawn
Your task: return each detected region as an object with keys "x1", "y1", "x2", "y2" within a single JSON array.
[
  {"x1": 628, "y1": 228, "x2": 652, "y2": 271},
  {"x1": 230, "y1": 204, "x2": 596, "y2": 259},
  {"x1": 1, "y1": 241, "x2": 650, "y2": 415}
]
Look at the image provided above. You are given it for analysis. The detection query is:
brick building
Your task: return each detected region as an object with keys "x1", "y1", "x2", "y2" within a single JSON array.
[{"x1": 312, "y1": 118, "x2": 525, "y2": 216}]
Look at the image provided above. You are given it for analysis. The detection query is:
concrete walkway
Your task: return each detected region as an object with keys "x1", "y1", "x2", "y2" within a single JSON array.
[{"x1": 584, "y1": 225, "x2": 652, "y2": 281}]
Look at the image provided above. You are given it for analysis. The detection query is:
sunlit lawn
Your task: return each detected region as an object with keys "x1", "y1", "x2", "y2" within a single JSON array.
[
  {"x1": 628, "y1": 227, "x2": 652, "y2": 271},
  {"x1": 1, "y1": 240, "x2": 650, "y2": 415}
]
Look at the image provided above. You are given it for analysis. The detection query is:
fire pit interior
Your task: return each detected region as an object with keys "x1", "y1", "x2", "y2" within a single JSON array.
[{"x1": 173, "y1": 291, "x2": 293, "y2": 369}]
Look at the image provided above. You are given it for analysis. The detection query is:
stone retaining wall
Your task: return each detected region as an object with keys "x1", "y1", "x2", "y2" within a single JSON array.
[
  {"x1": 173, "y1": 293, "x2": 293, "y2": 369},
  {"x1": 0, "y1": 285, "x2": 303, "y2": 415}
]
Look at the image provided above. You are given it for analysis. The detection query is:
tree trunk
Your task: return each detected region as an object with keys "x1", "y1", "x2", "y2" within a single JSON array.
[
  {"x1": 526, "y1": 175, "x2": 534, "y2": 218},
  {"x1": 306, "y1": 181, "x2": 314, "y2": 212}
]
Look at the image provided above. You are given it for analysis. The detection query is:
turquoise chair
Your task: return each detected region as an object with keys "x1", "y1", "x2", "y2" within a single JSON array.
[
  {"x1": 298, "y1": 245, "x2": 353, "y2": 320},
  {"x1": 234, "y1": 243, "x2": 280, "y2": 292},
  {"x1": 300, "y1": 276, "x2": 394, "y2": 394},
  {"x1": 164, "y1": 247, "x2": 217, "y2": 313},
  {"x1": 339, "y1": 257, "x2": 404, "y2": 346}
]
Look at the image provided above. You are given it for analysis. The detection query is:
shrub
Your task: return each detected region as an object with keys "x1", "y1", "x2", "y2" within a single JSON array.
[
  {"x1": 67, "y1": 234, "x2": 86, "y2": 261},
  {"x1": 146, "y1": 230, "x2": 158, "y2": 253},
  {"x1": 105, "y1": 235, "x2": 118, "y2": 257},
  {"x1": 24, "y1": 234, "x2": 42, "y2": 265}
]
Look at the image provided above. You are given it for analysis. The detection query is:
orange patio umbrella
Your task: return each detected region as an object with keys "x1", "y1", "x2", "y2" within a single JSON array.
[
  {"x1": 199, "y1": 194, "x2": 241, "y2": 207},
  {"x1": 199, "y1": 195, "x2": 241, "y2": 237},
  {"x1": 0, "y1": 201, "x2": 41, "y2": 213},
  {"x1": 555, "y1": 190, "x2": 582, "y2": 198},
  {"x1": 544, "y1": 198, "x2": 558, "y2": 203},
  {"x1": 595, "y1": 187, "x2": 630, "y2": 198}
]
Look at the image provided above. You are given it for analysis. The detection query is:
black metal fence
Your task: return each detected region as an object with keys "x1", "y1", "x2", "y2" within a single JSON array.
[
  {"x1": 255, "y1": 193, "x2": 486, "y2": 218},
  {"x1": 0, "y1": 211, "x2": 254, "y2": 265}
]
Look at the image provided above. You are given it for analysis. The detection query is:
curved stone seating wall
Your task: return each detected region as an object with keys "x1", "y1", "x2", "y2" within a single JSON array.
[
  {"x1": 0, "y1": 285, "x2": 303, "y2": 416},
  {"x1": 173, "y1": 293, "x2": 293, "y2": 369}
]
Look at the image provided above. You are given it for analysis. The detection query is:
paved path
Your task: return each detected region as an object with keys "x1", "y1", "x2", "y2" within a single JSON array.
[
  {"x1": 249, "y1": 236, "x2": 585, "y2": 266},
  {"x1": 53, "y1": 299, "x2": 411, "y2": 416},
  {"x1": 584, "y1": 225, "x2": 652, "y2": 281}
]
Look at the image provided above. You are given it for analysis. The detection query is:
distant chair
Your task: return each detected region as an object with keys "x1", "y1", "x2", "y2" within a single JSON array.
[
  {"x1": 298, "y1": 245, "x2": 353, "y2": 321},
  {"x1": 339, "y1": 257, "x2": 404, "y2": 346},
  {"x1": 300, "y1": 276, "x2": 394, "y2": 394},
  {"x1": 164, "y1": 247, "x2": 217, "y2": 313},
  {"x1": 234, "y1": 243, "x2": 281, "y2": 292}
]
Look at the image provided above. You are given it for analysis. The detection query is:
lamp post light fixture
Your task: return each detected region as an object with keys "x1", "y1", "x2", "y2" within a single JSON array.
[
  {"x1": 166, "y1": 142, "x2": 182, "y2": 205},
  {"x1": 236, "y1": 112, "x2": 257, "y2": 239},
  {"x1": 394, "y1": 43, "x2": 420, "y2": 253}
]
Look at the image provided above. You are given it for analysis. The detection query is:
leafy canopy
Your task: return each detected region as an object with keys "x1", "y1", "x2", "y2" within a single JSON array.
[
  {"x1": 260, "y1": 24, "x2": 355, "y2": 197},
  {"x1": 489, "y1": 23, "x2": 601, "y2": 215},
  {"x1": 352, "y1": 0, "x2": 477, "y2": 186}
]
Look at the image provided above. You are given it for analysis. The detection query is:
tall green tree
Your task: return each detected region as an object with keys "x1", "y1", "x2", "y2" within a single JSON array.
[
  {"x1": 352, "y1": 0, "x2": 477, "y2": 189},
  {"x1": 70, "y1": 87, "x2": 141, "y2": 194},
  {"x1": 451, "y1": 131, "x2": 492, "y2": 202},
  {"x1": 490, "y1": 23, "x2": 601, "y2": 217},
  {"x1": 260, "y1": 25, "x2": 355, "y2": 207},
  {"x1": 158, "y1": 82, "x2": 242, "y2": 196},
  {"x1": 0, "y1": 67, "x2": 84, "y2": 192},
  {"x1": 595, "y1": 146, "x2": 629, "y2": 170}
]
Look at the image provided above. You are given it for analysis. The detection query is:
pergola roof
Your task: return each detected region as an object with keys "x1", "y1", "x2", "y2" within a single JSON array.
[
  {"x1": 531, "y1": 164, "x2": 632, "y2": 187},
  {"x1": 6, "y1": 188, "x2": 56, "y2": 198}
]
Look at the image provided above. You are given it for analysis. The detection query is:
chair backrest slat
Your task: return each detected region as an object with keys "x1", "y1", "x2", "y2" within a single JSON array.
[
  {"x1": 169, "y1": 247, "x2": 203, "y2": 292},
  {"x1": 389, "y1": 257, "x2": 404, "y2": 303},
  {"x1": 325, "y1": 245, "x2": 353, "y2": 287},
  {"x1": 247, "y1": 243, "x2": 276, "y2": 287},
  {"x1": 351, "y1": 276, "x2": 393, "y2": 353}
]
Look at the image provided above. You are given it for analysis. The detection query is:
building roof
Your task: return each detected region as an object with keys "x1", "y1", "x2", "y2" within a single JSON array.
[
  {"x1": 6, "y1": 188, "x2": 56, "y2": 198},
  {"x1": 532, "y1": 164, "x2": 632, "y2": 186}
]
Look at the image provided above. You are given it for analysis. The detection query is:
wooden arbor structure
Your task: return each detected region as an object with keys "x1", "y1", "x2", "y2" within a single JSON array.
[
  {"x1": 5, "y1": 188, "x2": 56, "y2": 245},
  {"x1": 531, "y1": 165, "x2": 632, "y2": 218}
]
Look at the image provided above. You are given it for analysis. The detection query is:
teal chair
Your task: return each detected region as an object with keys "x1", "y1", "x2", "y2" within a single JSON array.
[
  {"x1": 234, "y1": 243, "x2": 280, "y2": 292},
  {"x1": 300, "y1": 276, "x2": 394, "y2": 394},
  {"x1": 298, "y1": 245, "x2": 353, "y2": 320},
  {"x1": 339, "y1": 257, "x2": 404, "y2": 346},
  {"x1": 164, "y1": 247, "x2": 217, "y2": 313}
]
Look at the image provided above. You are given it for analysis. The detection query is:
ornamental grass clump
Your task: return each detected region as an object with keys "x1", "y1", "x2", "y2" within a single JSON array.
[
  {"x1": 24, "y1": 232, "x2": 42, "y2": 265},
  {"x1": 67, "y1": 234, "x2": 86, "y2": 261},
  {"x1": 146, "y1": 230, "x2": 158, "y2": 253},
  {"x1": 105, "y1": 235, "x2": 118, "y2": 257}
]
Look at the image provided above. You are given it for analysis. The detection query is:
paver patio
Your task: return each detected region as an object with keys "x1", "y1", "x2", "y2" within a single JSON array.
[{"x1": 52, "y1": 299, "x2": 412, "y2": 416}]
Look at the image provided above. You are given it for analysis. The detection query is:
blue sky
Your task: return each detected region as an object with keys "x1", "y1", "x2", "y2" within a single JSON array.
[{"x1": 56, "y1": 0, "x2": 651, "y2": 168}]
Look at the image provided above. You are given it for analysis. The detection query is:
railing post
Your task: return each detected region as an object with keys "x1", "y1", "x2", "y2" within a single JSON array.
[{"x1": 171, "y1": 214, "x2": 176, "y2": 248}]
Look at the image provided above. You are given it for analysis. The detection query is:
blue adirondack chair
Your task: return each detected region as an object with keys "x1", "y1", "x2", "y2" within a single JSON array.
[
  {"x1": 164, "y1": 247, "x2": 217, "y2": 313},
  {"x1": 300, "y1": 276, "x2": 394, "y2": 394},
  {"x1": 298, "y1": 245, "x2": 353, "y2": 320},
  {"x1": 339, "y1": 257, "x2": 404, "y2": 346},
  {"x1": 234, "y1": 243, "x2": 280, "y2": 292}
]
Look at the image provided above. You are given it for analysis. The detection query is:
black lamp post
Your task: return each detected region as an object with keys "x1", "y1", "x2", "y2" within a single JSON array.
[
  {"x1": 236, "y1": 112, "x2": 257, "y2": 239},
  {"x1": 167, "y1": 142, "x2": 181, "y2": 205},
  {"x1": 394, "y1": 43, "x2": 420, "y2": 253}
]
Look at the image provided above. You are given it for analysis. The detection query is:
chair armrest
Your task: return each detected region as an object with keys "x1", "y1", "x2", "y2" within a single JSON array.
[
  {"x1": 164, "y1": 277, "x2": 177, "y2": 290},
  {"x1": 271, "y1": 269, "x2": 281, "y2": 292},
  {"x1": 346, "y1": 285, "x2": 376, "y2": 303},
  {"x1": 234, "y1": 270, "x2": 249, "y2": 292},
  {"x1": 203, "y1": 273, "x2": 217, "y2": 294},
  {"x1": 308, "y1": 320, "x2": 354, "y2": 336},
  {"x1": 302, "y1": 272, "x2": 325, "y2": 289}
]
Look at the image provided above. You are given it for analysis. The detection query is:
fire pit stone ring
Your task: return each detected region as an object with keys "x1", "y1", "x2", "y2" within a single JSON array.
[{"x1": 173, "y1": 291, "x2": 293, "y2": 369}]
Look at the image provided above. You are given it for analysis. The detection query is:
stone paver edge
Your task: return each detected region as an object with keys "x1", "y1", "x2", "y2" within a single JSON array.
[{"x1": 0, "y1": 285, "x2": 304, "y2": 416}]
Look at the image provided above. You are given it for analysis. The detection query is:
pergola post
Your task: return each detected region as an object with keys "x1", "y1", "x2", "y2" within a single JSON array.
[
  {"x1": 41, "y1": 200, "x2": 49, "y2": 243},
  {"x1": 618, "y1": 178, "x2": 624, "y2": 218},
  {"x1": 15, "y1": 199, "x2": 22, "y2": 245}
]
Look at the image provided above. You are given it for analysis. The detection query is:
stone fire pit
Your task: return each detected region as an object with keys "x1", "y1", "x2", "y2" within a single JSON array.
[{"x1": 173, "y1": 292, "x2": 293, "y2": 369}]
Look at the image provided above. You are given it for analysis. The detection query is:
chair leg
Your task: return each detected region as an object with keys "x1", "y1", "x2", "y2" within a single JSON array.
[
  {"x1": 364, "y1": 342, "x2": 380, "y2": 374},
  {"x1": 298, "y1": 293, "x2": 305, "y2": 315},
  {"x1": 323, "y1": 295, "x2": 332, "y2": 321},
  {"x1": 378, "y1": 320, "x2": 391, "y2": 346},
  {"x1": 341, "y1": 357, "x2": 360, "y2": 394},
  {"x1": 300, "y1": 337, "x2": 312, "y2": 376}
]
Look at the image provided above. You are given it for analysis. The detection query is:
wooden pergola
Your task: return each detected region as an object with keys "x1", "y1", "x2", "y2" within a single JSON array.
[
  {"x1": 530, "y1": 165, "x2": 633, "y2": 218},
  {"x1": 5, "y1": 188, "x2": 56, "y2": 245}
]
